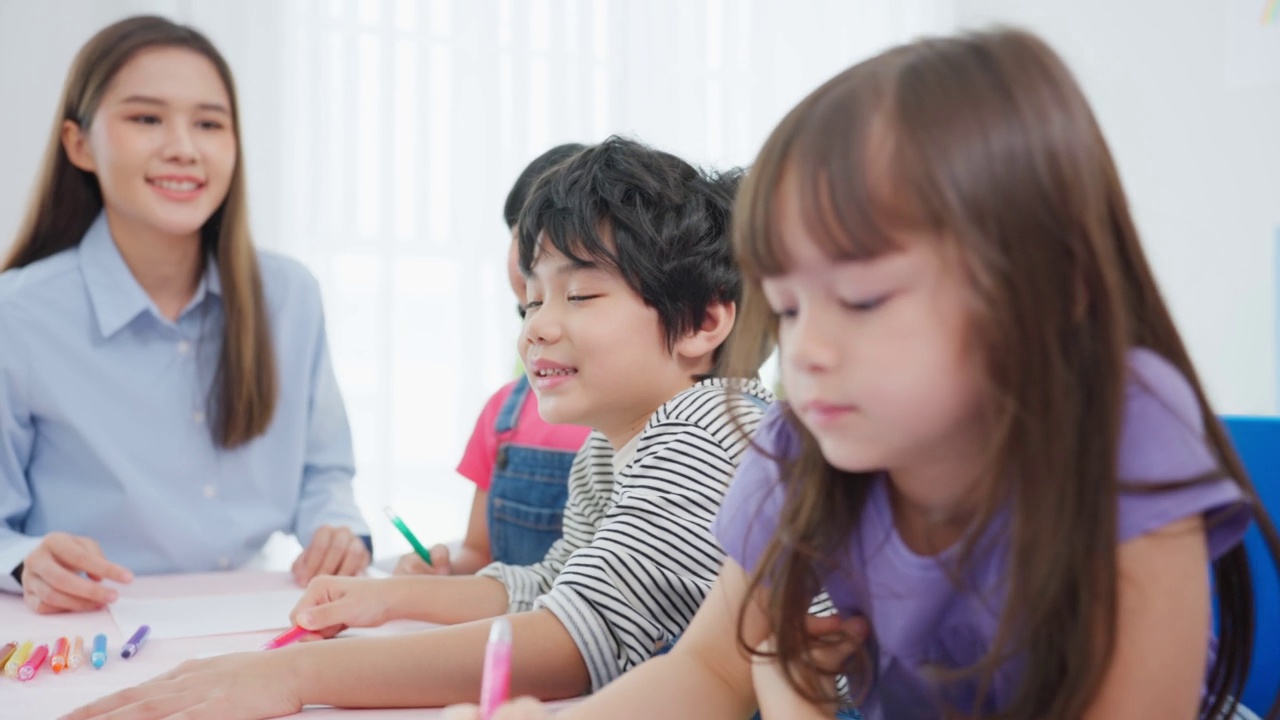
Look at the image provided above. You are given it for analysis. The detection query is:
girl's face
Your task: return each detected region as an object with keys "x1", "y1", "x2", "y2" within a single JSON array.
[
  {"x1": 762, "y1": 178, "x2": 990, "y2": 512},
  {"x1": 63, "y1": 46, "x2": 236, "y2": 245}
]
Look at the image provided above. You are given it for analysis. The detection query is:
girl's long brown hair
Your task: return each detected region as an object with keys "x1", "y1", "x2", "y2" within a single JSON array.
[
  {"x1": 727, "y1": 28, "x2": 1280, "y2": 719},
  {"x1": 4, "y1": 15, "x2": 277, "y2": 448}
]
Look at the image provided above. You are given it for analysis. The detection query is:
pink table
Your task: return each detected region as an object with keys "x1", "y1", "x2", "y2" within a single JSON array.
[{"x1": 2, "y1": 571, "x2": 578, "y2": 718}]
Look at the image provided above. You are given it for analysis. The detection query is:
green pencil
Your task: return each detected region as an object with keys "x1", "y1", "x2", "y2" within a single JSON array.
[{"x1": 383, "y1": 506, "x2": 433, "y2": 565}]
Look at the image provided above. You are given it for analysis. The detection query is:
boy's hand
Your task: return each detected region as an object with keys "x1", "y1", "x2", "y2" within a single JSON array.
[
  {"x1": 394, "y1": 544, "x2": 452, "y2": 575},
  {"x1": 289, "y1": 575, "x2": 399, "y2": 638}
]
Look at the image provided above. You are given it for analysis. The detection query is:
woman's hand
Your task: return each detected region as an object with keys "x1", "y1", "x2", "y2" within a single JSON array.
[
  {"x1": 22, "y1": 532, "x2": 133, "y2": 614},
  {"x1": 291, "y1": 525, "x2": 370, "y2": 585}
]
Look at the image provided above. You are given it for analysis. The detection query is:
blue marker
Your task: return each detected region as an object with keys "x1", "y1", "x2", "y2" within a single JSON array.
[
  {"x1": 91, "y1": 633, "x2": 107, "y2": 669},
  {"x1": 121, "y1": 625, "x2": 150, "y2": 659}
]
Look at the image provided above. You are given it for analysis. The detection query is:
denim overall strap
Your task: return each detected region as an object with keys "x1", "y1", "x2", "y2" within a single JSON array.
[
  {"x1": 495, "y1": 374, "x2": 532, "y2": 434},
  {"x1": 486, "y1": 374, "x2": 577, "y2": 566}
]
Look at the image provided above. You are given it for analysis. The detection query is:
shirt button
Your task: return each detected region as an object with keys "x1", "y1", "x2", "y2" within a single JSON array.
[
  {"x1": 177, "y1": 340, "x2": 191, "y2": 355},
  {"x1": 203, "y1": 484, "x2": 217, "y2": 499},
  {"x1": 218, "y1": 557, "x2": 231, "y2": 569},
  {"x1": 193, "y1": 411, "x2": 206, "y2": 425}
]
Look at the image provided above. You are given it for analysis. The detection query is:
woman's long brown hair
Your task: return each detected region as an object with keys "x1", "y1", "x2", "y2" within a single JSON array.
[
  {"x1": 4, "y1": 15, "x2": 277, "y2": 449},
  {"x1": 726, "y1": 28, "x2": 1280, "y2": 719}
]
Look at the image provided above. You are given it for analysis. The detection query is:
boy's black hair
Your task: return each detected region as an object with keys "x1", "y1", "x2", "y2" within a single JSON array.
[
  {"x1": 504, "y1": 144, "x2": 588, "y2": 230},
  {"x1": 517, "y1": 136, "x2": 743, "y2": 370}
]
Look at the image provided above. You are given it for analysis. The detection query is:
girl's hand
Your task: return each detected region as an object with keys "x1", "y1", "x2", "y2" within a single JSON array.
[
  {"x1": 797, "y1": 614, "x2": 869, "y2": 675},
  {"x1": 443, "y1": 697, "x2": 556, "y2": 720},
  {"x1": 752, "y1": 615, "x2": 870, "y2": 717},
  {"x1": 292, "y1": 525, "x2": 370, "y2": 585},
  {"x1": 289, "y1": 575, "x2": 398, "y2": 638},
  {"x1": 58, "y1": 652, "x2": 301, "y2": 720},
  {"x1": 22, "y1": 532, "x2": 133, "y2": 614},
  {"x1": 393, "y1": 544, "x2": 452, "y2": 575}
]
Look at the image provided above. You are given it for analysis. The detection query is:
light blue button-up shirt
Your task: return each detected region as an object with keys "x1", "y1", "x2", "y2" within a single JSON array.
[{"x1": 0, "y1": 214, "x2": 369, "y2": 592}]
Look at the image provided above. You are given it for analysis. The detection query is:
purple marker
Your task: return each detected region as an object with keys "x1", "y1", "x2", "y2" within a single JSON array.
[{"x1": 121, "y1": 625, "x2": 150, "y2": 659}]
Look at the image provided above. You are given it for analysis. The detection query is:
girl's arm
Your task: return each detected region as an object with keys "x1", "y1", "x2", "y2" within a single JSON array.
[
  {"x1": 1084, "y1": 514, "x2": 1210, "y2": 718},
  {"x1": 554, "y1": 559, "x2": 768, "y2": 720},
  {"x1": 64, "y1": 608, "x2": 590, "y2": 719}
]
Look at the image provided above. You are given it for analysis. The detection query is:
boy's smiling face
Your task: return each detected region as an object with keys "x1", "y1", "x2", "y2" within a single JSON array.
[{"x1": 520, "y1": 239, "x2": 714, "y2": 449}]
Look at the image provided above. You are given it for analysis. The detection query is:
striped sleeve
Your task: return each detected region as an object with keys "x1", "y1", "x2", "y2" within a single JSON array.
[
  {"x1": 476, "y1": 432, "x2": 615, "y2": 611},
  {"x1": 536, "y1": 389, "x2": 763, "y2": 690}
]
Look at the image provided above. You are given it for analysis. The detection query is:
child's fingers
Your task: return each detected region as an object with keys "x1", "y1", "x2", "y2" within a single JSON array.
[
  {"x1": 442, "y1": 698, "x2": 552, "y2": 720},
  {"x1": 494, "y1": 697, "x2": 556, "y2": 719},
  {"x1": 294, "y1": 599, "x2": 353, "y2": 635},
  {"x1": 429, "y1": 545, "x2": 452, "y2": 573},
  {"x1": 393, "y1": 552, "x2": 433, "y2": 576},
  {"x1": 441, "y1": 704, "x2": 481, "y2": 720},
  {"x1": 803, "y1": 614, "x2": 870, "y2": 674},
  {"x1": 804, "y1": 614, "x2": 868, "y2": 643}
]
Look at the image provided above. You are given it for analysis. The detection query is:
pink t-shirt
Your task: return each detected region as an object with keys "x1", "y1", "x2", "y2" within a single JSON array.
[{"x1": 456, "y1": 380, "x2": 591, "y2": 492}]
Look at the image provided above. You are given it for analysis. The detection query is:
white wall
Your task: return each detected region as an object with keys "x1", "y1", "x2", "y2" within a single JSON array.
[
  {"x1": 1, "y1": 0, "x2": 1274, "y2": 427},
  {"x1": 955, "y1": 0, "x2": 1280, "y2": 414}
]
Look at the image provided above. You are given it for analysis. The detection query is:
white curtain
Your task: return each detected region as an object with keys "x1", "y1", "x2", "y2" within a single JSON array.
[{"x1": 0, "y1": 0, "x2": 954, "y2": 557}]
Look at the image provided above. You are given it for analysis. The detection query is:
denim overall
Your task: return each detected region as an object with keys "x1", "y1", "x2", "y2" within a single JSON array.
[{"x1": 486, "y1": 375, "x2": 578, "y2": 566}]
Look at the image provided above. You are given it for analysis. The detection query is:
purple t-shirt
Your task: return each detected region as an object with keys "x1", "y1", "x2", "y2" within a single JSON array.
[{"x1": 712, "y1": 349, "x2": 1252, "y2": 719}]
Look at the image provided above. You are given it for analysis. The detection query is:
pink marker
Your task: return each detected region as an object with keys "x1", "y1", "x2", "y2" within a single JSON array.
[
  {"x1": 260, "y1": 625, "x2": 309, "y2": 651},
  {"x1": 479, "y1": 618, "x2": 512, "y2": 719},
  {"x1": 18, "y1": 643, "x2": 49, "y2": 681}
]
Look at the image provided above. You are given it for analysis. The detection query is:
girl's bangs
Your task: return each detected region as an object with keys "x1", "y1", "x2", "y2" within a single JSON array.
[{"x1": 737, "y1": 63, "x2": 935, "y2": 280}]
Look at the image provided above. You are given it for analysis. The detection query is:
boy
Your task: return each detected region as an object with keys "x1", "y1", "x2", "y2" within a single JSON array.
[{"x1": 66, "y1": 137, "x2": 772, "y2": 718}]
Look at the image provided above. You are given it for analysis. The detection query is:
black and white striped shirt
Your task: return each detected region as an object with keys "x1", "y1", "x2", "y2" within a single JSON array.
[{"x1": 477, "y1": 377, "x2": 774, "y2": 690}]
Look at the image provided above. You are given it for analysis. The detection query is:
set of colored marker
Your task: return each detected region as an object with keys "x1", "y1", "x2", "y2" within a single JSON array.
[{"x1": 0, "y1": 625, "x2": 149, "y2": 682}]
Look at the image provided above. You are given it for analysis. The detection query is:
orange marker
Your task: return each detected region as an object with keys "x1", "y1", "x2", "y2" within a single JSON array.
[{"x1": 51, "y1": 636, "x2": 70, "y2": 673}]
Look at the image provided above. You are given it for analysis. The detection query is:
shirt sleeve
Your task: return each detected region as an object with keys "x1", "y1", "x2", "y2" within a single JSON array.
[
  {"x1": 0, "y1": 304, "x2": 39, "y2": 593},
  {"x1": 290, "y1": 273, "x2": 369, "y2": 546},
  {"x1": 475, "y1": 434, "x2": 606, "y2": 609},
  {"x1": 455, "y1": 383, "x2": 514, "y2": 492},
  {"x1": 1116, "y1": 349, "x2": 1251, "y2": 556},
  {"x1": 712, "y1": 403, "x2": 793, "y2": 577},
  {"x1": 534, "y1": 423, "x2": 740, "y2": 690}
]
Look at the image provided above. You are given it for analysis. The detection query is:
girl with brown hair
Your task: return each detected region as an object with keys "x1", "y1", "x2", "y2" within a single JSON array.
[
  {"x1": 450, "y1": 27, "x2": 1280, "y2": 720},
  {"x1": 0, "y1": 15, "x2": 371, "y2": 615}
]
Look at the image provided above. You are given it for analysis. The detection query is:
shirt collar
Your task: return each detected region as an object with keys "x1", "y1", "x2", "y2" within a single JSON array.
[{"x1": 79, "y1": 213, "x2": 221, "y2": 338}]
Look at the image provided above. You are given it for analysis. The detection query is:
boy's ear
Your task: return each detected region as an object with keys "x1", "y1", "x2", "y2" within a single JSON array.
[
  {"x1": 674, "y1": 300, "x2": 736, "y2": 364},
  {"x1": 62, "y1": 120, "x2": 96, "y2": 173}
]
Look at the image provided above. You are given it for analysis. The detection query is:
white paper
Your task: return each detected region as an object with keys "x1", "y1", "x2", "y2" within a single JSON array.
[{"x1": 109, "y1": 589, "x2": 304, "y2": 640}]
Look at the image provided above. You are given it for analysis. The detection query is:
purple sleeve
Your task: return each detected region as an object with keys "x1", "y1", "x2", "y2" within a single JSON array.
[
  {"x1": 1116, "y1": 349, "x2": 1251, "y2": 557},
  {"x1": 712, "y1": 403, "x2": 796, "y2": 574}
]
